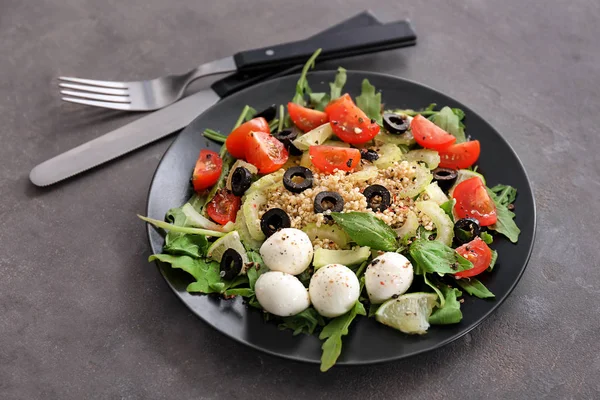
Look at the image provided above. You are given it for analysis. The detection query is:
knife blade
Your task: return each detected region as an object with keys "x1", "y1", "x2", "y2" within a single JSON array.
[{"x1": 30, "y1": 14, "x2": 417, "y2": 186}]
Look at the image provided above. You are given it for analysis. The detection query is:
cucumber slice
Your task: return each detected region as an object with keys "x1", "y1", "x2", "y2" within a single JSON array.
[
  {"x1": 373, "y1": 143, "x2": 404, "y2": 169},
  {"x1": 397, "y1": 163, "x2": 433, "y2": 198},
  {"x1": 313, "y1": 246, "x2": 371, "y2": 269},
  {"x1": 246, "y1": 169, "x2": 284, "y2": 195},
  {"x1": 322, "y1": 139, "x2": 350, "y2": 148},
  {"x1": 423, "y1": 182, "x2": 448, "y2": 205},
  {"x1": 395, "y1": 210, "x2": 419, "y2": 241},
  {"x1": 292, "y1": 123, "x2": 333, "y2": 151},
  {"x1": 207, "y1": 231, "x2": 249, "y2": 265},
  {"x1": 375, "y1": 131, "x2": 415, "y2": 146},
  {"x1": 302, "y1": 223, "x2": 350, "y2": 250},
  {"x1": 347, "y1": 165, "x2": 378, "y2": 183},
  {"x1": 234, "y1": 209, "x2": 262, "y2": 251},
  {"x1": 448, "y1": 169, "x2": 486, "y2": 197},
  {"x1": 403, "y1": 149, "x2": 440, "y2": 170},
  {"x1": 415, "y1": 200, "x2": 454, "y2": 246},
  {"x1": 242, "y1": 190, "x2": 267, "y2": 241},
  {"x1": 300, "y1": 151, "x2": 312, "y2": 168}
]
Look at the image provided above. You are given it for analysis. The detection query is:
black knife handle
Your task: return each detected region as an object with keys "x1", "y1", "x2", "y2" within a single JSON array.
[
  {"x1": 233, "y1": 20, "x2": 416, "y2": 73},
  {"x1": 211, "y1": 11, "x2": 381, "y2": 98}
]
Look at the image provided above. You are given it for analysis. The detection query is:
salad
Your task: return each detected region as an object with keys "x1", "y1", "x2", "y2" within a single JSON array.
[{"x1": 140, "y1": 50, "x2": 521, "y2": 371}]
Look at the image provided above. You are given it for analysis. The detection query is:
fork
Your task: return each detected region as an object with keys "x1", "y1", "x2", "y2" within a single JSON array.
[{"x1": 58, "y1": 21, "x2": 417, "y2": 111}]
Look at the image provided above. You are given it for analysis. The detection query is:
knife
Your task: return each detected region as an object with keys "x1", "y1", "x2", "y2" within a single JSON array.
[{"x1": 30, "y1": 13, "x2": 417, "y2": 187}]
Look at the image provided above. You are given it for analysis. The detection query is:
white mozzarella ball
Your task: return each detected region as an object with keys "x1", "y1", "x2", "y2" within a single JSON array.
[
  {"x1": 309, "y1": 264, "x2": 360, "y2": 318},
  {"x1": 365, "y1": 252, "x2": 414, "y2": 304},
  {"x1": 255, "y1": 271, "x2": 310, "y2": 317},
  {"x1": 259, "y1": 228, "x2": 313, "y2": 275}
]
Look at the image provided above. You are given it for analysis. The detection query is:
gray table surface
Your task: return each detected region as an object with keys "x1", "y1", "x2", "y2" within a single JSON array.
[{"x1": 2, "y1": 1, "x2": 599, "y2": 399}]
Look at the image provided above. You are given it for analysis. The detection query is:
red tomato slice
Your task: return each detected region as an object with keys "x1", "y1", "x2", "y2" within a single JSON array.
[
  {"x1": 246, "y1": 131, "x2": 289, "y2": 174},
  {"x1": 225, "y1": 117, "x2": 270, "y2": 159},
  {"x1": 453, "y1": 177, "x2": 497, "y2": 226},
  {"x1": 454, "y1": 237, "x2": 493, "y2": 278},
  {"x1": 324, "y1": 94, "x2": 380, "y2": 144},
  {"x1": 410, "y1": 114, "x2": 456, "y2": 150},
  {"x1": 438, "y1": 140, "x2": 481, "y2": 169},
  {"x1": 287, "y1": 102, "x2": 328, "y2": 132},
  {"x1": 191, "y1": 149, "x2": 223, "y2": 192},
  {"x1": 206, "y1": 189, "x2": 241, "y2": 225},
  {"x1": 309, "y1": 145, "x2": 361, "y2": 174}
]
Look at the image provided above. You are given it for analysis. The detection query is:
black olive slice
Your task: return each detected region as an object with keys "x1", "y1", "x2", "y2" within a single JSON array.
[
  {"x1": 273, "y1": 128, "x2": 303, "y2": 156},
  {"x1": 363, "y1": 184, "x2": 391, "y2": 212},
  {"x1": 314, "y1": 191, "x2": 344, "y2": 214},
  {"x1": 432, "y1": 167, "x2": 458, "y2": 192},
  {"x1": 360, "y1": 148, "x2": 380, "y2": 162},
  {"x1": 220, "y1": 248, "x2": 243, "y2": 280},
  {"x1": 453, "y1": 218, "x2": 481, "y2": 244},
  {"x1": 382, "y1": 113, "x2": 409, "y2": 134},
  {"x1": 283, "y1": 166, "x2": 313, "y2": 193},
  {"x1": 231, "y1": 167, "x2": 253, "y2": 196},
  {"x1": 254, "y1": 104, "x2": 277, "y2": 122},
  {"x1": 260, "y1": 208, "x2": 291, "y2": 237}
]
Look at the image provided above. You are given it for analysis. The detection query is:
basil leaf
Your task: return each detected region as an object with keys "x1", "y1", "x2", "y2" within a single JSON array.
[
  {"x1": 480, "y1": 231, "x2": 494, "y2": 244},
  {"x1": 429, "y1": 286, "x2": 463, "y2": 325},
  {"x1": 319, "y1": 301, "x2": 366, "y2": 372},
  {"x1": 149, "y1": 254, "x2": 226, "y2": 294},
  {"x1": 423, "y1": 273, "x2": 445, "y2": 308},
  {"x1": 246, "y1": 251, "x2": 268, "y2": 290},
  {"x1": 355, "y1": 79, "x2": 382, "y2": 124},
  {"x1": 279, "y1": 308, "x2": 325, "y2": 336},
  {"x1": 309, "y1": 92, "x2": 330, "y2": 111},
  {"x1": 432, "y1": 106, "x2": 466, "y2": 143},
  {"x1": 331, "y1": 212, "x2": 397, "y2": 252},
  {"x1": 487, "y1": 249, "x2": 498, "y2": 272},
  {"x1": 291, "y1": 49, "x2": 322, "y2": 105},
  {"x1": 456, "y1": 278, "x2": 495, "y2": 299},
  {"x1": 329, "y1": 67, "x2": 347, "y2": 100},
  {"x1": 409, "y1": 239, "x2": 473, "y2": 275},
  {"x1": 487, "y1": 188, "x2": 520, "y2": 243},
  {"x1": 163, "y1": 234, "x2": 208, "y2": 258},
  {"x1": 490, "y1": 184, "x2": 517, "y2": 206}
]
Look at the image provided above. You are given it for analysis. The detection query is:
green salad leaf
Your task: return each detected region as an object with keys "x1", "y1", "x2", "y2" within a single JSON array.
[
  {"x1": 456, "y1": 278, "x2": 495, "y2": 299},
  {"x1": 409, "y1": 239, "x2": 473, "y2": 275},
  {"x1": 480, "y1": 231, "x2": 494, "y2": 244},
  {"x1": 224, "y1": 288, "x2": 254, "y2": 297},
  {"x1": 432, "y1": 106, "x2": 466, "y2": 143},
  {"x1": 451, "y1": 108, "x2": 466, "y2": 120},
  {"x1": 139, "y1": 215, "x2": 225, "y2": 237},
  {"x1": 329, "y1": 67, "x2": 347, "y2": 100},
  {"x1": 440, "y1": 199, "x2": 456, "y2": 222},
  {"x1": 355, "y1": 79, "x2": 382, "y2": 124},
  {"x1": 280, "y1": 308, "x2": 325, "y2": 336},
  {"x1": 331, "y1": 212, "x2": 397, "y2": 252},
  {"x1": 487, "y1": 188, "x2": 520, "y2": 243},
  {"x1": 423, "y1": 273, "x2": 445, "y2": 308},
  {"x1": 309, "y1": 92, "x2": 330, "y2": 111},
  {"x1": 291, "y1": 49, "x2": 322, "y2": 105},
  {"x1": 487, "y1": 249, "x2": 498, "y2": 272},
  {"x1": 163, "y1": 234, "x2": 208, "y2": 258},
  {"x1": 319, "y1": 301, "x2": 366, "y2": 372},
  {"x1": 149, "y1": 254, "x2": 226, "y2": 294},
  {"x1": 246, "y1": 251, "x2": 268, "y2": 290},
  {"x1": 490, "y1": 184, "x2": 517, "y2": 206},
  {"x1": 429, "y1": 286, "x2": 463, "y2": 325}
]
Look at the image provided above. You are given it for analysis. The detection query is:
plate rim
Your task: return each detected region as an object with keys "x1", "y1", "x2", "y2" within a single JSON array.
[{"x1": 145, "y1": 69, "x2": 537, "y2": 365}]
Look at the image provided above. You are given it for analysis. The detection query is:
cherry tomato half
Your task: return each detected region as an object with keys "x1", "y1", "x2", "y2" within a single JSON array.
[
  {"x1": 191, "y1": 149, "x2": 223, "y2": 192},
  {"x1": 309, "y1": 145, "x2": 361, "y2": 174},
  {"x1": 454, "y1": 237, "x2": 493, "y2": 278},
  {"x1": 410, "y1": 114, "x2": 456, "y2": 150},
  {"x1": 324, "y1": 94, "x2": 380, "y2": 144},
  {"x1": 246, "y1": 131, "x2": 289, "y2": 174},
  {"x1": 225, "y1": 117, "x2": 270, "y2": 159},
  {"x1": 287, "y1": 102, "x2": 328, "y2": 132},
  {"x1": 453, "y1": 177, "x2": 497, "y2": 226},
  {"x1": 206, "y1": 189, "x2": 241, "y2": 225},
  {"x1": 438, "y1": 140, "x2": 481, "y2": 169}
]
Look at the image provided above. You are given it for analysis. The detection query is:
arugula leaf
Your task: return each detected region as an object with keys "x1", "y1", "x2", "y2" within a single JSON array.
[
  {"x1": 355, "y1": 79, "x2": 382, "y2": 124},
  {"x1": 432, "y1": 106, "x2": 466, "y2": 143},
  {"x1": 423, "y1": 273, "x2": 445, "y2": 308},
  {"x1": 329, "y1": 67, "x2": 347, "y2": 100},
  {"x1": 429, "y1": 286, "x2": 463, "y2": 325},
  {"x1": 409, "y1": 239, "x2": 473, "y2": 275},
  {"x1": 487, "y1": 188, "x2": 520, "y2": 243},
  {"x1": 425, "y1": 103, "x2": 437, "y2": 112},
  {"x1": 291, "y1": 49, "x2": 322, "y2": 105},
  {"x1": 224, "y1": 288, "x2": 254, "y2": 297},
  {"x1": 163, "y1": 234, "x2": 208, "y2": 258},
  {"x1": 452, "y1": 108, "x2": 466, "y2": 120},
  {"x1": 149, "y1": 254, "x2": 226, "y2": 294},
  {"x1": 279, "y1": 308, "x2": 325, "y2": 336},
  {"x1": 490, "y1": 184, "x2": 517, "y2": 206},
  {"x1": 139, "y1": 215, "x2": 225, "y2": 237},
  {"x1": 319, "y1": 301, "x2": 366, "y2": 372},
  {"x1": 246, "y1": 251, "x2": 268, "y2": 291},
  {"x1": 456, "y1": 278, "x2": 495, "y2": 299},
  {"x1": 487, "y1": 249, "x2": 498, "y2": 272},
  {"x1": 480, "y1": 231, "x2": 494, "y2": 244},
  {"x1": 331, "y1": 212, "x2": 397, "y2": 252},
  {"x1": 440, "y1": 199, "x2": 456, "y2": 222},
  {"x1": 309, "y1": 92, "x2": 330, "y2": 111}
]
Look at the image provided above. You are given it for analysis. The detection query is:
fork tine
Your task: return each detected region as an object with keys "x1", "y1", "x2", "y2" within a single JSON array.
[
  {"x1": 60, "y1": 90, "x2": 130, "y2": 103},
  {"x1": 62, "y1": 97, "x2": 133, "y2": 111},
  {"x1": 58, "y1": 83, "x2": 129, "y2": 96},
  {"x1": 59, "y1": 76, "x2": 128, "y2": 89}
]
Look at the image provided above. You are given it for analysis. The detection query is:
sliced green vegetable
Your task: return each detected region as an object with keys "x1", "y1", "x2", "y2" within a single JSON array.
[
  {"x1": 415, "y1": 200, "x2": 454, "y2": 246},
  {"x1": 373, "y1": 143, "x2": 403, "y2": 169},
  {"x1": 375, "y1": 130, "x2": 415, "y2": 146},
  {"x1": 319, "y1": 301, "x2": 365, "y2": 372},
  {"x1": 302, "y1": 223, "x2": 350, "y2": 249},
  {"x1": 242, "y1": 190, "x2": 267, "y2": 242},
  {"x1": 355, "y1": 79, "x2": 382, "y2": 124},
  {"x1": 292, "y1": 123, "x2": 334, "y2": 151},
  {"x1": 313, "y1": 246, "x2": 371, "y2": 269},
  {"x1": 331, "y1": 212, "x2": 397, "y2": 252},
  {"x1": 246, "y1": 169, "x2": 284, "y2": 195},
  {"x1": 396, "y1": 163, "x2": 433, "y2": 198},
  {"x1": 423, "y1": 182, "x2": 448, "y2": 205},
  {"x1": 394, "y1": 210, "x2": 419, "y2": 241},
  {"x1": 403, "y1": 149, "x2": 440, "y2": 170},
  {"x1": 347, "y1": 165, "x2": 378, "y2": 183}
]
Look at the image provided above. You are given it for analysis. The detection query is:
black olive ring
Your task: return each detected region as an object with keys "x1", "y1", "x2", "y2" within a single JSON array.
[
  {"x1": 432, "y1": 167, "x2": 458, "y2": 192},
  {"x1": 360, "y1": 148, "x2": 380, "y2": 162},
  {"x1": 453, "y1": 218, "x2": 481, "y2": 244},
  {"x1": 363, "y1": 184, "x2": 392, "y2": 212},
  {"x1": 283, "y1": 166, "x2": 313, "y2": 193},
  {"x1": 314, "y1": 191, "x2": 344, "y2": 214},
  {"x1": 260, "y1": 208, "x2": 291, "y2": 237},
  {"x1": 254, "y1": 104, "x2": 277, "y2": 122},
  {"x1": 382, "y1": 113, "x2": 410, "y2": 135},
  {"x1": 220, "y1": 248, "x2": 244, "y2": 280},
  {"x1": 273, "y1": 128, "x2": 303, "y2": 156},
  {"x1": 231, "y1": 167, "x2": 253, "y2": 196}
]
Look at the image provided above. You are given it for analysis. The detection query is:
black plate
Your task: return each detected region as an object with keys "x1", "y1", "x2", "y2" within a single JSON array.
[{"x1": 146, "y1": 71, "x2": 536, "y2": 365}]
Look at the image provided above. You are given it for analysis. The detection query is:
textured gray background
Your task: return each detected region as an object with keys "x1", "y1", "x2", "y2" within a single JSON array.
[{"x1": 1, "y1": 0, "x2": 599, "y2": 399}]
